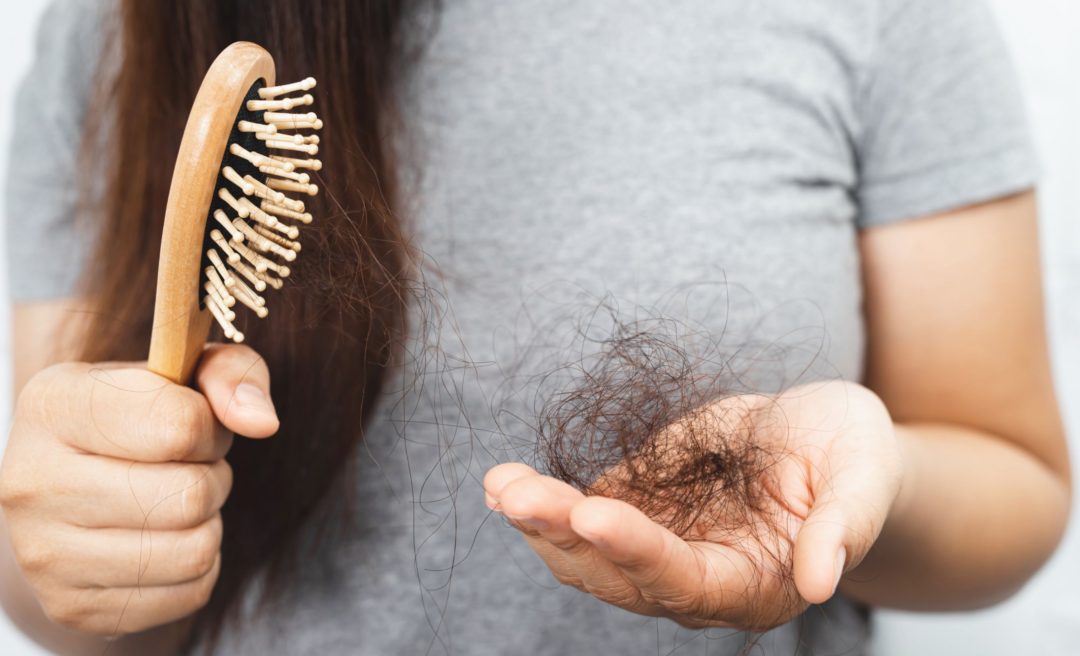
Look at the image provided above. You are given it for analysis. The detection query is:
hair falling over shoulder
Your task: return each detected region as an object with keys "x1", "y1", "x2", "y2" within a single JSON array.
[{"x1": 77, "y1": 0, "x2": 420, "y2": 646}]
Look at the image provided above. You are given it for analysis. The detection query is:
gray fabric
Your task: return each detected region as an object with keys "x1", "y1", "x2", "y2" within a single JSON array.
[
  {"x1": 4, "y1": 0, "x2": 104, "y2": 301},
  {"x1": 855, "y1": 0, "x2": 1037, "y2": 225},
  {"x1": 4, "y1": 0, "x2": 1036, "y2": 654}
]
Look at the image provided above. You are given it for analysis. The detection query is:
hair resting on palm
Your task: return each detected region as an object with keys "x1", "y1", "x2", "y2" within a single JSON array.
[{"x1": 506, "y1": 311, "x2": 900, "y2": 631}]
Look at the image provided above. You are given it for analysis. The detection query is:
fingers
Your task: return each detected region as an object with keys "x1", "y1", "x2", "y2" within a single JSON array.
[
  {"x1": 20, "y1": 363, "x2": 231, "y2": 463},
  {"x1": 484, "y1": 464, "x2": 581, "y2": 546},
  {"x1": 483, "y1": 462, "x2": 538, "y2": 506},
  {"x1": 485, "y1": 466, "x2": 670, "y2": 618},
  {"x1": 195, "y1": 344, "x2": 278, "y2": 438},
  {"x1": 3, "y1": 354, "x2": 255, "y2": 638},
  {"x1": 28, "y1": 458, "x2": 232, "y2": 531},
  {"x1": 571, "y1": 496, "x2": 763, "y2": 626},
  {"x1": 485, "y1": 464, "x2": 585, "y2": 582},
  {"x1": 487, "y1": 466, "x2": 764, "y2": 626},
  {"x1": 35, "y1": 554, "x2": 221, "y2": 636},
  {"x1": 492, "y1": 470, "x2": 596, "y2": 587},
  {"x1": 570, "y1": 496, "x2": 714, "y2": 604},
  {"x1": 14, "y1": 345, "x2": 277, "y2": 463},
  {"x1": 490, "y1": 467, "x2": 585, "y2": 542},
  {"x1": 10, "y1": 507, "x2": 225, "y2": 636},
  {"x1": 35, "y1": 516, "x2": 224, "y2": 589}
]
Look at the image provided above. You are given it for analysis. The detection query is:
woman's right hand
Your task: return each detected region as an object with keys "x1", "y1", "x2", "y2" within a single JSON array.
[{"x1": 0, "y1": 344, "x2": 278, "y2": 636}]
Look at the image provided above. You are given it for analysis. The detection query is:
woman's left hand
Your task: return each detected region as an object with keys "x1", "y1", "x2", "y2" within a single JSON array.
[{"x1": 483, "y1": 380, "x2": 904, "y2": 631}]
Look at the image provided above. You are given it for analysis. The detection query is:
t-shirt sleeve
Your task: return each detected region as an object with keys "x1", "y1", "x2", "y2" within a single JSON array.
[
  {"x1": 4, "y1": 0, "x2": 102, "y2": 301},
  {"x1": 855, "y1": 0, "x2": 1037, "y2": 228}
]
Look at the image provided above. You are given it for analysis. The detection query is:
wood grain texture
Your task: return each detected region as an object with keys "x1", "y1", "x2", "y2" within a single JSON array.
[{"x1": 147, "y1": 42, "x2": 275, "y2": 383}]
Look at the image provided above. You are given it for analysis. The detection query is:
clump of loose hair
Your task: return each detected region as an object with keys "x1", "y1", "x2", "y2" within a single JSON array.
[
  {"x1": 539, "y1": 324, "x2": 770, "y2": 535},
  {"x1": 528, "y1": 306, "x2": 808, "y2": 630}
]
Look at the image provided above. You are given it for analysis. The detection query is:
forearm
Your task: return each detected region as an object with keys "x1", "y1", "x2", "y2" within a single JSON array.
[{"x1": 840, "y1": 421, "x2": 1070, "y2": 610}]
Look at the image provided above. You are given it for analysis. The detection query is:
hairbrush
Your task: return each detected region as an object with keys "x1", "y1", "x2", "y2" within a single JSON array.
[{"x1": 146, "y1": 42, "x2": 322, "y2": 383}]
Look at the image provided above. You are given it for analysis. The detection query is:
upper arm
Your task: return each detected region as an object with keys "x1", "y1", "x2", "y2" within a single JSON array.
[
  {"x1": 859, "y1": 190, "x2": 1068, "y2": 479},
  {"x1": 853, "y1": 0, "x2": 1064, "y2": 477}
]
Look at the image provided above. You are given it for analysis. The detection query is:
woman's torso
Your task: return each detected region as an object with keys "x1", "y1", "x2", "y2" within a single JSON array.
[
  {"x1": 12, "y1": 0, "x2": 1033, "y2": 653},
  {"x1": 214, "y1": 1, "x2": 873, "y2": 654}
]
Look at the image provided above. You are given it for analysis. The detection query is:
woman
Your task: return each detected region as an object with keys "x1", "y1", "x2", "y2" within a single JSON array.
[{"x1": 0, "y1": 0, "x2": 1069, "y2": 654}]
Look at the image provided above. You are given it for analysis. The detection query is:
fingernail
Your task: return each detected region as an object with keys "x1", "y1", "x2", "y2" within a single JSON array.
[
  {"x1": 484, "y1": 492, "x2": 500, "y2": 511},
  {"x1": 507, "y1": 515, "x2": 549, "y2": 532},
  {"x1": 234, "y1": 383, "x2": 275, "y2": 415},
  {"x1": 832, "y1": 546, "x2": 847, "y2": 593}
]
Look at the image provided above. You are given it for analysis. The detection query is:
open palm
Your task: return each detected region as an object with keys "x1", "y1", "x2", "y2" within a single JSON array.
[{"x1": 484, "y1": 380, "x2": 902, "y2": 630}]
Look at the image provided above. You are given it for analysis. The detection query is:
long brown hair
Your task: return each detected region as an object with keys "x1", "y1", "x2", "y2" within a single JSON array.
[{"x1": 77, "y1": 0, "x2": 419, "y2": 645}]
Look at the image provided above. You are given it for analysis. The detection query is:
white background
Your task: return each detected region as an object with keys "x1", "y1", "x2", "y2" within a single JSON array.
[{"x1": 0, "y1": 1, "x2": 1076, "y2": 654}]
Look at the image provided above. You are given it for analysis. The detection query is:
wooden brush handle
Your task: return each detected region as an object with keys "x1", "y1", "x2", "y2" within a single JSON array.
[{"x1": 147, "y1": 43, "x2": 275, "y2": 383}]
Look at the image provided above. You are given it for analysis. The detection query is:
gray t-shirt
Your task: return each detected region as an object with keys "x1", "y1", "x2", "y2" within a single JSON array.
[{"x1": 5, "y1": 0, "x2": 1036, "y2": 654}]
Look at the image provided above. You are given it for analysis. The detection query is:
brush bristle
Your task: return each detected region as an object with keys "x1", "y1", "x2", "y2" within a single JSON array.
[{"x1": 202, "y1": 78, "x2": 322, "y2": 343}]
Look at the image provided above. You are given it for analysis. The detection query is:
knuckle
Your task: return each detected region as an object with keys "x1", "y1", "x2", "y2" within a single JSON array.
[
  {"x1": 551, "y1": 537, "x2": 592, "y2": 557},
  {"x1": 552, "y1": 571, "x2": 583, "y2": 588},
  {"x1": 40, "y1": 588, "x2": 140, "y2": 637},
  {"x1": 218, "y1": 460, "x2": 234, "y2": 496},
  {"x1": 506, "y1": 518, "x2": 541, "y2": 539},
  {"x1": 179, "y1": 518, "x2": 222, "y2": 580},
  {"x1": 656, "y1": 590, "x2": 703, "y2": 617},
  {"x1": 38, "y1": 592, "x2": 88, "y2": 631},
  {"x1": 21, "y1": 362, "x2": 75, "y2": 399},
  {"x1": 156, "y1": 390, "x2": 207, "y2": 460},
  {"x1": 16, "y1": 363, "x2": 83, "y2": 431},
  {"x1": 671, "y1": 615, "x2": 711, "y2": 630},
  {"x1": 586, "y1": 582, "x2": 643, "y2": 610},
  {"x1": 14, "y1": 539, "x2": 56, "y2": 578},
  {"x1": 176, "y1": 468, "x2": 217, "y2": 526},
  {"x1": 191, "y1": 555, "x2": 221, "y2": 609},
  {"x1": 0, "y1": 471, "x2": 34, "y2": 511}
]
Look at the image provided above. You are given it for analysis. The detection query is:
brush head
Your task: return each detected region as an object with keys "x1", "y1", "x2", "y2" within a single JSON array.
[
  {"x1": 201, "y1": 77, "x2": 322, "y2": 343},
  {"x1": 148, "y1": 43, "x2": 321, "y2": 383}
]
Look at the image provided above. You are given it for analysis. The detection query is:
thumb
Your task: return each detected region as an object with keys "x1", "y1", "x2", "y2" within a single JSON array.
[
  {"x1": 792, "y1": 475, "x2": 890, "y2": 605},
  {"x1": 195, "y1": 343, "x2": 279, "y2": 438}
]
